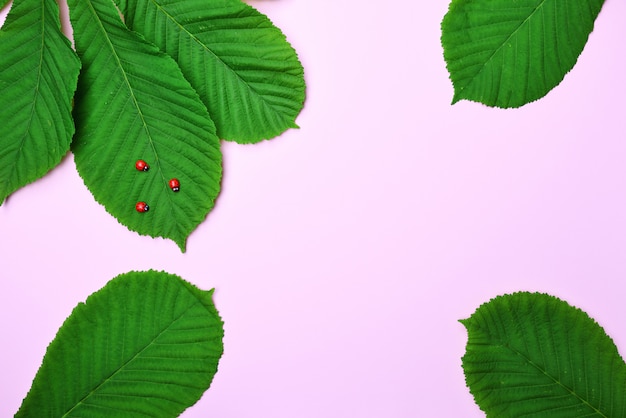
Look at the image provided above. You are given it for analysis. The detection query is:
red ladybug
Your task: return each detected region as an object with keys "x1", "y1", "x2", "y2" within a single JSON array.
[
  {"x1": 135, "y1": 201, "x2": 149, "y2": 212},
  {"x1": 169, "y1": 178, "x2": 180, "y2": 192},
  {"x1": 135, "y1": 160, "x2": 149, "y2": 171}
]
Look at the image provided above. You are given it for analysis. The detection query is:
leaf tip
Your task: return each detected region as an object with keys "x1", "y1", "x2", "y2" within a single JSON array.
[
  {"x1": 175, "y1": 238, "x2": 187, "y2": 253},
  {"x1": 451, "y1": 89, "x2": 463, "y2": 105}
]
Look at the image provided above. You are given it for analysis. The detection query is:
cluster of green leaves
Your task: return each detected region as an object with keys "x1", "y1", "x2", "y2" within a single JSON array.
[
  {"x1": 0, "y1": 0, "x2": 305, "y2": 251},
  {"x1": 16, "y1": 270, "x2": 224, "y2": 417},
  {"x1": 462, "y1": 292, "x2": 626, "y2": 417},
  {"x1": 441, "y1": 0, "x2": 605, "y2": 107}
]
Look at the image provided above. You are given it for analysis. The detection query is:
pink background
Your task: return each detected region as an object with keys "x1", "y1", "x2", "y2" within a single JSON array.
[{"x1": 2, "y1": 0, "x2": 626, "y2": 416}]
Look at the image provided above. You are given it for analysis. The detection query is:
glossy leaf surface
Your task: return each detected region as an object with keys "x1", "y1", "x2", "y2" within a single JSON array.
[
  {"x1": 115, "y1": 0, "x2": 305, "y2": 143},
  {"x1": 68, "y1": 0, "x2": 222, "y2": 251},
  {"x1": 462, "y1": 292, "x2": 626, "y2": 417},
  {"x1": 16, "y1": 270, "x2": 224, "y2": 417},
  {"x1": 0, "y1": 0, "x2": 80, "y2": 203},
  {"x1": 441, "y1": 0, "x2": 605, "y2": 107}
]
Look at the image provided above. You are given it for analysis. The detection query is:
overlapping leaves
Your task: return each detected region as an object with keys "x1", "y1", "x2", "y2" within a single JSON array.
[
  {"x1": 0, "y1": 0, "x2": 305, "y2": 249},
  {"x1": 441, "y1": 0, "x2": 605, "y2": 107},
  {"x1": 68, "y1": 0, "x2": 222, "y2": 251},
  {"x1": 462, "y1": 292, "x2": 626, "y2": 417},
  {"x1": 16, "y1": 270, "x2": 224, "y2": 417},
  {"x1": 115, "y1": 0, "x2": 306, "y2": 143},
  {"x1": 0, "y1": 0, "x2": 80, "y2": 204}
]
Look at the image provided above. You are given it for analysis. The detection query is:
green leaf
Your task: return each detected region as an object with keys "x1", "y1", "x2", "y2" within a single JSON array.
[
  {"x1": 68, "y1": 0, "x2": 222, "y2": 251},
  {"x1": 0, "y1": 0, "x2": 80, "y2": 204},
  {"x1": 441, "y1": 0, "x2": 605, "y2": 108},
  {"x1": 114, "y1": 0, "x2": 305, "y2": 143},
  {"x1": 15, "y1": 270, "x2": 224, "y2": 417},
  {"x1": 461, "y1": 292, "x2": 626, "y2": 417}
]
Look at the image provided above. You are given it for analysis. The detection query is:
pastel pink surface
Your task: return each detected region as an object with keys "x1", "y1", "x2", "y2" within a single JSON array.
[{"x1": 1, "y1": 0, "x2": 626, "y2": 417}]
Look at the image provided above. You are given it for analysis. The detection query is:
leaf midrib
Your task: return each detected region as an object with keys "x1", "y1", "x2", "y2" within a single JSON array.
[
  {"x1": 82, "y1": 0, "x2": 175, "y2": 214},
  {"x1": 458, "y1": 0, "x2": 550, "y2": 103},
  {"x1": 5, "y1": 0, "x2": 47, "y2": 187},
  {"x1": 146, "y1": 0, "x2": 279, "y2": 115},
  {"x1": 61, "y1": 298, "x2": 204, "y2": 416},
  {"x1": 494, "y1": 333, "x2": 609, "y2": 417}
]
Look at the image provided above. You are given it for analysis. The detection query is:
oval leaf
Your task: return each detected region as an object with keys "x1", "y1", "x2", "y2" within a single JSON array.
[
  {"x1": 68, "y1": 0, "x2": 222, "y2": 251},
  {"x1": 115, "y1": 0, "x2": 306, "y2": 143},
  {"x1": 441, "y1": 0, "x2": 605, "y2": 107},
  {"x1": 461, "y1": 292, "x2": 626, "y2": 417},
  {"x1": 0, "y1": 0, "x2": 80, "y2": 204},
  {"x1": 15, "y1": 270, "x2": 224, "y2": 417}
]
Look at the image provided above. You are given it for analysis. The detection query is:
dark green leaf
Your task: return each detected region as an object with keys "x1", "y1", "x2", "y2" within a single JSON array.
[
  {"x1": 68, "y1": 0, "x2": 222, "y2": 251},
  {"x1": 441, "y1": 0, "x2": 605, "y2": 107},
  {"x1": 0, "y1": 0, "x2": 80, "y2": 203},
  {"x1": 462, "y1": 292, "x2": 626, "y2": 417},
  {"x1": 115, "y1": 0, "x2": 305, "y2": 143},
  {"x1": 16, "y1": 270, "x2": 224, "y2": 417}
]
